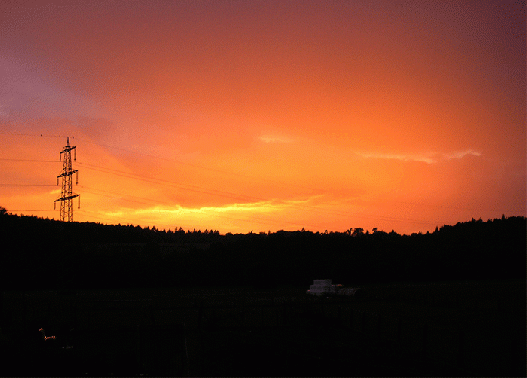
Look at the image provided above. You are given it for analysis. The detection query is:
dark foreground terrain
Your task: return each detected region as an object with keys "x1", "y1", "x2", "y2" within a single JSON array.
[
  {"x1": 1, "y1": 213, "x2": 525, "y2": 291},
  {"x1": 1, "y1": 279, "x2": 525, "y2": 376},
  {"x1": 1, "y1": 212, "x2": 524, "y2": 375}
]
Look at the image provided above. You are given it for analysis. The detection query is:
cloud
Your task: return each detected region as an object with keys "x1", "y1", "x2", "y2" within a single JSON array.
[
  {"x1": 134, "y1": 197, "x2": 313, "y2": 217},
  {"x1": 136, "y1": 202, "x2": 274, "y2": 216},
  {"x1": 356, "y1": 150, "x2": 482, "y2": 164},
  {"x1": 258, "y1": 135, "x2": 294, "y2": 144},
  {"x1": 443, "y1": 150, "x2": 482, "y2": 160},
  {"x1": 356, "y1": 151, "x2": 437, "y2": 164},
  {"x1": 93, "y1": 196, "x2": 323, "y2": 231}
]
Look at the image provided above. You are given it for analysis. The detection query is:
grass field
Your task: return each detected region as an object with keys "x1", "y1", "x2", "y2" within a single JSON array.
[{"x1": 1, "y1": 279, "x2": 525, "y2": 376}]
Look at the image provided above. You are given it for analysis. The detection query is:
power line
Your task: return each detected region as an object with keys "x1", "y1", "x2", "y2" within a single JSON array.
[
  {"x1": 77, "y1": 161, "x2": 323, "y2": 211},
  {"x1": 0, "y1": 184, "x2": 56, "y2": 186},
  {"x1": 0, "y1": 131, "x2": 71, "y2": 138},
  {"x1": 79, "y1": 140, "x2": 506, "y2": 221},
  {"x1": 82, "y1": 139, "x2": 328, "y2": 195},
  {"x1": 80, "y1": 185, "x2": 158, "y2": 206},
  {"x1": 77, "y1": 161, "x2": 342, "y2": 225},
  {"x1": 8, "y1": 209, "x2": 51, "y2": 212},
  {"x1": 0, "y1": 158, "x2": 60, "y2": 162},
  {"x1": 76, "y1": 161, "x2": 445, "y2": 227},
  {"x1": 78, "y1": 161, "x2": 443, "y2": 227},
  {"x1": 77, "y1": 161, "x2": 268, "y2": 204},
  {"x1": 60, "y1": 157, "x2": 329, "y2": 221}
]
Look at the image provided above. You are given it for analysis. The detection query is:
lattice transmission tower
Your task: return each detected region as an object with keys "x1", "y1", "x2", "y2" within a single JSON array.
[{"x1": 54, "y1": 137, "x2": 80, "y2": 222}]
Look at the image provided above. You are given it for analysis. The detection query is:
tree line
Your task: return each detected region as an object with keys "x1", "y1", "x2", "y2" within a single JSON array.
[{"x1": 0, "y1": 207, "x2": 524, "y2": 290}]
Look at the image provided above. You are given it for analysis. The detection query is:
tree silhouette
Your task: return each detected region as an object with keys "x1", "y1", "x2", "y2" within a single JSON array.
[
  {"x1": 0, "y1": 210, "x2": 525, "y2": 289},
  {"x1": 352, "y1": 227, "x2": 364, "y2": 237}
]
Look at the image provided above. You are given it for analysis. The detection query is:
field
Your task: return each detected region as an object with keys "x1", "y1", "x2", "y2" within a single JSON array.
[{"x1": 1, "y1": 279, "x2": 525, "y2": 376}]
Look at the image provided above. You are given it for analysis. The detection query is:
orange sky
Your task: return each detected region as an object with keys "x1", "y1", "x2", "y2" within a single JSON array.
[{"x1": 1, "y1": 0, "x2": 525, "y2": 234}]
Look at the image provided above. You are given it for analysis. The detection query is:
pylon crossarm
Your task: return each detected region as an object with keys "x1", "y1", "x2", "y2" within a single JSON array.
[
  {"x1": 56, "y1": 194, "x2": 79, "y2": 201},
  {"x1": 57, "y1": 169, "x2": 78, "y2": 179},
  {"x1": 62, "y1": 146, "x2": 75, "y2": 153}
]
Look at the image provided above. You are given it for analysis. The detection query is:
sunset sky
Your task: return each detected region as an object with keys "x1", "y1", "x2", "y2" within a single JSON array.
[{"x1": 1, "y1": 0, "x2": 525, "y2": 234}]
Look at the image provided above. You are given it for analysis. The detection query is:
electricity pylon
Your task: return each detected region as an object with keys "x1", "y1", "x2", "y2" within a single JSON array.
[{"x1": 54, "y1": 137, "x2": 79, "y2": 222}]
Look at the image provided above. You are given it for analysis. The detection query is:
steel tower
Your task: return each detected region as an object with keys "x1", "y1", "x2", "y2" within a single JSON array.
[{"x1": 54, "y1": 137, "x2": 80, "y2": 221}]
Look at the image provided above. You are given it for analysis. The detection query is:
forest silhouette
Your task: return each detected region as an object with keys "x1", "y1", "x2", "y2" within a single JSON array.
[{"x1": 1, "y1": 208, "x2": 524, "y2": 290}]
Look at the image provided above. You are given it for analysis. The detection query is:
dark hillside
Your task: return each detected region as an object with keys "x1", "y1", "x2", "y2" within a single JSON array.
[
  {"x1": 0, "y1": 209, "x2": 525, "y2": 290},
  {"x1": 0, "y1": 210, "x2": 525, "y2": 376}
]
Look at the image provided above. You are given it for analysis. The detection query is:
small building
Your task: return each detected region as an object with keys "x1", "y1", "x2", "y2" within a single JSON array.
[
  {"x1": 307, "y1": 279, "x2": 337, "y2": 296},
  {"x1": 307, "y1": 279, "x2": 358, "y2": 296}
]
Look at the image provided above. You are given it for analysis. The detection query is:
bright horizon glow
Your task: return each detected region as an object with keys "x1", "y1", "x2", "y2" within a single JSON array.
[{"x1": 1, "y1": 1, "x2": 525, "y2": 235}]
